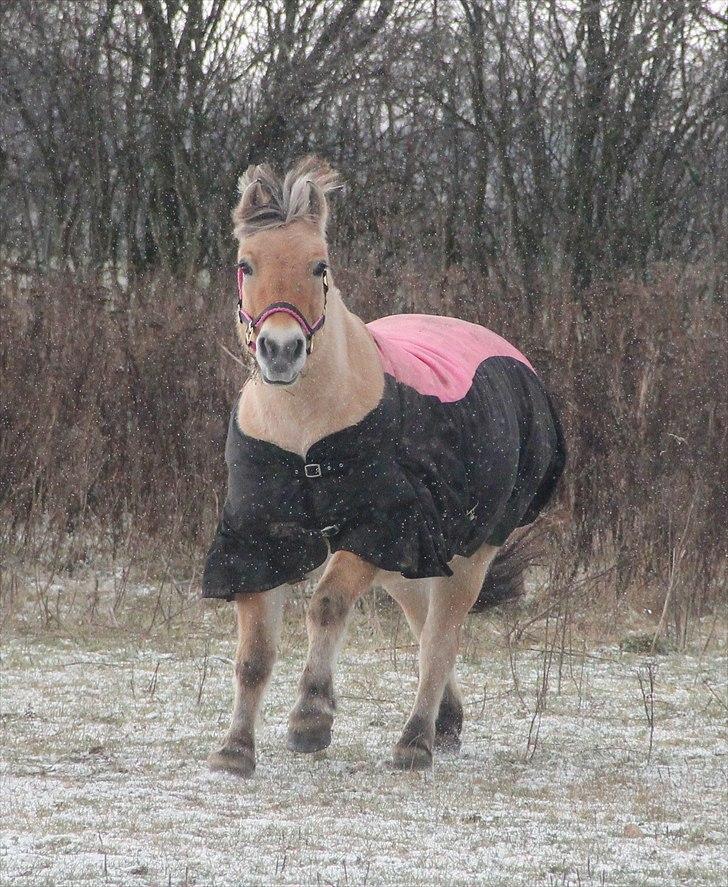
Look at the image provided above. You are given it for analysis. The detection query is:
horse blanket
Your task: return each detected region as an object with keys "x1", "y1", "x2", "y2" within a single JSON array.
[{"x1": 202, "y1": 314, "x2": 565, "y2": 600}]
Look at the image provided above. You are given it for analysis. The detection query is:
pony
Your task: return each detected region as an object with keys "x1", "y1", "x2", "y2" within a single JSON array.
[{"x1": 203, "y1": 157, "x2": 565, "y2": 776}]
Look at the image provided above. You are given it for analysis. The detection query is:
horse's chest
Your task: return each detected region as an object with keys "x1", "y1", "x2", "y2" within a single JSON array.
[{"x1": 237, "y1": 379, "x2": 383, "y2": 457}]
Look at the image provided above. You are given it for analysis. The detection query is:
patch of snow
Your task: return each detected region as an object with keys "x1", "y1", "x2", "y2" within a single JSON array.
[{"x1": 1, "y1": 618, "x2": 727, "y2": 886}]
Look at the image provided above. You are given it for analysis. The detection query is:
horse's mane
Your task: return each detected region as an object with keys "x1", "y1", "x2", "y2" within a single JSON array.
[{"x1": 232, "y1": 156, "x2": 342, "y2": 238}]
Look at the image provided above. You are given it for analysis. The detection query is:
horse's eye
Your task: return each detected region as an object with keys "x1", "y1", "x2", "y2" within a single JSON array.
[
  {"x1": 313, "y1": 261, "x2": 327, "y2": 277},
  {"x1": 237, "y1": 260, "x2": 253, "y2": 275}
]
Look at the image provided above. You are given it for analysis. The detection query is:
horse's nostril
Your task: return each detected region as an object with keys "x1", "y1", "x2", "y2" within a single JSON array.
[
  {"x1": 291, "y1": 338, "x2": 304, "y2": 360},
  {"x1": 257, "y1": 335, "x2": 276, "y2": 359}
]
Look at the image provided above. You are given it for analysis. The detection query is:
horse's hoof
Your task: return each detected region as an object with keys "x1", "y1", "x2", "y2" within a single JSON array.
[
  {"x1": 207, "y1": 744, "x2": 255, "y2": 777},
  {"x1": 286, "y1": 725, "x2": 332, "y2": 754},
  {"x1": 435, "y1": 695, "x2": 463, "y2": 752},
  {"x1": 392, "y1": 741, "x2": 433, "y2": 771}
]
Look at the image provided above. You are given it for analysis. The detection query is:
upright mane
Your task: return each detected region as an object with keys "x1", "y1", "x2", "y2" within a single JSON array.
[{"x1": 232, "y1": 156, "x2": 342, "y2": 238}]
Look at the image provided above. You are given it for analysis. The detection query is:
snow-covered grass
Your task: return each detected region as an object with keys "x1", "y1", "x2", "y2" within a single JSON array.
[{"x1": 1, "y1": 582, "x2": 727, "y2": 887}]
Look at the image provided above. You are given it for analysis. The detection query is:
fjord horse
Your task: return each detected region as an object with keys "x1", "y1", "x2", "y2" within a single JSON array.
[{"x1": 203, "y1": 157, "x2": 565, "y2": 776}]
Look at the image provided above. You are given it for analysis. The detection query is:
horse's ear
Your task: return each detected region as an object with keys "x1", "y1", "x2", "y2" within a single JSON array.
[
  {"x1": 286, "y1": 178, "x2": 329, "y2": 233},
  {"x1": 232, "y1": 164, "x2": 279, "y2": 238},
  {"x1": 284, "y1": 156, "x2": 343, "y2": 234}
]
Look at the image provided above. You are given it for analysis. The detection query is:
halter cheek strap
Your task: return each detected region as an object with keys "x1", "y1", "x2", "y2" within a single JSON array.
[{"x1": 237, "y1": 264, "x2": 328, "y2": 355}]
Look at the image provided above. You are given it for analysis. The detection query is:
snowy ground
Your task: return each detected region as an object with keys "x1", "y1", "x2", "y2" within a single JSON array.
[{"x1": 1, "y1": 582, "x2": 727, "y2": 887}]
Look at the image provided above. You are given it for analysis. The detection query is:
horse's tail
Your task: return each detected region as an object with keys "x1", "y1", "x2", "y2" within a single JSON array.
[
  {"x1": 471, "y1": 515, "x2": 563, "y2": 611},
  {"x1": 471, "y1": 536, "x2": 528, "y2": 611}
]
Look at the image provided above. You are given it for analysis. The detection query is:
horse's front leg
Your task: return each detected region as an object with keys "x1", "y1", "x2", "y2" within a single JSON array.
[
  {"x1": 208, "y1": 587, "x2": 285, "y2": 777},
  {"x1": 287, "y1": 552, "x2": 377, "y2": 753},
  {"x1": 393, "y1": 544, "x2": 499, "y2": 770}
]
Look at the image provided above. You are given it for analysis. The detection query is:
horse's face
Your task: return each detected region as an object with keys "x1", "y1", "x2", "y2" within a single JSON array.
[{"x1": 237, "y1": 221, "x2": 329, "y2": 385}]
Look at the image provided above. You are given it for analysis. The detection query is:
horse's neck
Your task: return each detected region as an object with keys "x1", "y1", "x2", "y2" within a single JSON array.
[{"x1": 237, "y1": 291, "x2": 385, "y2": 456}]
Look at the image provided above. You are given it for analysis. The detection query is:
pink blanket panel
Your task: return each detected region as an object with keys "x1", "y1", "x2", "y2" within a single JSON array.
[{"x1": 367, "y1": 314, "x2": 534, "y2": 403}]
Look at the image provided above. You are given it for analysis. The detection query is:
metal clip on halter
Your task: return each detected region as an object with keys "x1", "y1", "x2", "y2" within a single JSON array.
[{"x1": 244, "y1": 320, "x2": 255, "y2": 350}]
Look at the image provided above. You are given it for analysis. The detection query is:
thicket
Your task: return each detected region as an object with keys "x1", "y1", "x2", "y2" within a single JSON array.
[{"x1": 2, "y1": 265, "x2": 725, "y2": 637}]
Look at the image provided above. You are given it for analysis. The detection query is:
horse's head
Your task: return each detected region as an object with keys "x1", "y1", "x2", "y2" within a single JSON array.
[{"x1": 232, "y1": 157, "x2": 341, "y2": 385}]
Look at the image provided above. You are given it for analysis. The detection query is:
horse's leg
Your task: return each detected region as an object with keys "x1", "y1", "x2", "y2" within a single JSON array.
[
  {"x1": 393, "y1": 543, "x2": 499, "y2": 770},
  {"x1": 287, "y1": 551, "x2": 377, "y2": 753},
  {"x1": 380, "y1": 575, "x2": 464, "y2": 752},
  {"x1": 208, "y1": 587, "x2": 285, "y2": 777}
]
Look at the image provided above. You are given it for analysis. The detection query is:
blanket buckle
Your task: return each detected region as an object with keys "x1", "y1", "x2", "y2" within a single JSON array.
[{"x1": 304, "y1": 463, "x2": 322, "y2": 478}]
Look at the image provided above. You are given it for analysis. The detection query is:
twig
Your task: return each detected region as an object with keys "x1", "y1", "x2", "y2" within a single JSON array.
[
  {"x1": 651, "y1": 498, "x2": 694, "y2": 653},
  {"x1": 702, "y1": 679, "x2": 728, "y2": 714},
  {"x1": 637, "y1": 662, "x2": 658, "y2": 764},
  {"x1": 219, "y1": 341, "x2": 249, "y2": 370}
]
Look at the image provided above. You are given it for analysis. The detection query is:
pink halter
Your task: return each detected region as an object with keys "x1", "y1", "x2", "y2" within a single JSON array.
[{"x1": 237, "y1": 264, "x2": 328, "y2": 354}]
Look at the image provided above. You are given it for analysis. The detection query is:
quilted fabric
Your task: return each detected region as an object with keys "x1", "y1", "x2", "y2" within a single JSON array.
[{"x1": 202, "y1": 315, "x2": 565, "y2": 600}]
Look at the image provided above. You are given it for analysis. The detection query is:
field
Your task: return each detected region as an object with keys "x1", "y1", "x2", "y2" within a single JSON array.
[{"x1": 1, "y1": 572, "x2": 727, "y2": 887}]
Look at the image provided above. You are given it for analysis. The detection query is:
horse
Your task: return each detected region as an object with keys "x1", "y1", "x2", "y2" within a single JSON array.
[{"x1": 202, "y1": 156, "x2": 565, "y2": 776}]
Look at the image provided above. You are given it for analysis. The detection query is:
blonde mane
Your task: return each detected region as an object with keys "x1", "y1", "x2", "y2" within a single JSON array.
[{"x1": 232, "y1": 156, "x2": 342, "y2": 239}]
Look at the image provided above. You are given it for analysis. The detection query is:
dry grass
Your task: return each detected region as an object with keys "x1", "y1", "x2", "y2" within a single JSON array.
[{"x1": 1, "y1": 263, "x2": 726, "y2": 640}]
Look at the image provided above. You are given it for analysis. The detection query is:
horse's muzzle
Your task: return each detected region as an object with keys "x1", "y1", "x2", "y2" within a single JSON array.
[{"x1": 256, "y1": 329, "x2": 307, "y2": 384}]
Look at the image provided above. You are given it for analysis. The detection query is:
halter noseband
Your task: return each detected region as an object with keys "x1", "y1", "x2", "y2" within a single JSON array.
[{"x1": 237, "y1": 263, "x2": 328, "y2": 355}]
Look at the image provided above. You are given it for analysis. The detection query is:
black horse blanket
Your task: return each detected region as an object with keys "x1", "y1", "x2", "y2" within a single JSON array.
[{"x1": 202, "y1": 314, "x2": 565, "y2": 600}]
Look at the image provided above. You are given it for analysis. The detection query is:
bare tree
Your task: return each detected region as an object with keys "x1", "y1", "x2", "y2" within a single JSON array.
[{"x1": 0, "y1": 0, "x2": 724, "y2": 287}]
